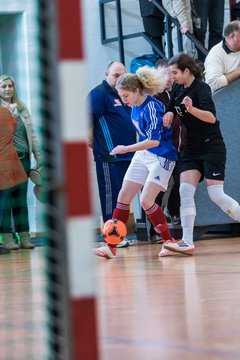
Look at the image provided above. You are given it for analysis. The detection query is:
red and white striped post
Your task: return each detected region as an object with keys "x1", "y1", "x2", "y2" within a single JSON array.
[{"x1": 57, "y1": 0, "x2": 99, "y2": 359}]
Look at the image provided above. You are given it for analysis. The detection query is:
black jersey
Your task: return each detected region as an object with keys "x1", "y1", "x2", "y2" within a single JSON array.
[{"x1": 168, "y1": 78, "x2": 224, "y2": 152}]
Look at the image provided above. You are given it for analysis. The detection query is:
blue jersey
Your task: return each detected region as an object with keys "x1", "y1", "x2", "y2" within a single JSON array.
[
  {"x1": 131, "y1": 96, "x2": 177, "y2": 161},
  {"x1": 88, "y1": 80, "x2": 136, "y2": 162}
]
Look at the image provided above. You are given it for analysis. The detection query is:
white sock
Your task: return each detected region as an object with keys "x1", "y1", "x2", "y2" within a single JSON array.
[
  {"x1": 180, "y1": 183, "x2": 197, "y2": 245},
  {"x1": 207, "y1": 185, "x2": 240, "y2": 221}
]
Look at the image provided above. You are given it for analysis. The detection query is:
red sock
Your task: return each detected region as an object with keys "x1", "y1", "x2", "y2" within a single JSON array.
[
  {"x1": 145, "y1": 203, "x2": 172, "y2": 242},
  {"x1": 112, "y1": 202, "x2": 130, "y2": 224}
]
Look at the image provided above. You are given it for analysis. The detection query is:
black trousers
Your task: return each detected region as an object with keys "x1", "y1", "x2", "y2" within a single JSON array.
[
  {"x1": 193, "y1": 0, "x2": 224, "y2": 50},
  {"x1": 142, "y1": 16, "x2": 165, "y2": 54}
]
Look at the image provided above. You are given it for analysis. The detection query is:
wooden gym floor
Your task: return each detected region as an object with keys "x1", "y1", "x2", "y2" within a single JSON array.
[
  {"x1": 96, "y1": 237, "x2": 240, "y2": 360},
  {"x1": 1, "y1": 237, "x2": 240, "y2": 359}
]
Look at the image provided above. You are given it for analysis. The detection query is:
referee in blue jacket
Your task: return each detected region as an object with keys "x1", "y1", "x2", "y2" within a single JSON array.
[{"x1": 87, "y1": 61, "x2": 136, "y2": 246}]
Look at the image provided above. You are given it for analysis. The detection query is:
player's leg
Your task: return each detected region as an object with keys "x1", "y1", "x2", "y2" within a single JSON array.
[
  {"x1": 94, "y1": 153, "x2": 147, "y2": 259},
  {"x1": 205, "y1": 153, "x2": 240, "y2": 221},
  {"x1": 112, "y1": 152, "x2": 148, "y2": 225},
  {"x1": 141, "y1": 154, "x2": 178, "y2": 256},
  {"x1": 141, "y1": 181, "x2": 172, "y2": 242},
  {"x1": 164, "y1": 169, "x2": 201, "y2": 255},
  {"x1": 206, "y1": 180, "x2": 240, "y2": 221},
  {"x1": 149, "y1": 190, "x2": 164, "y2": 243}
]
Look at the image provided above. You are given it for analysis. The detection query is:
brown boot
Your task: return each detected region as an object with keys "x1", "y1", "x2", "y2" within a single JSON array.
[
  {"x1": 19, "y1": 232, "x2": 35, "y2": 249},
  {"x1": 3, "y1": 233, "x2": 20, "y2": 250}
]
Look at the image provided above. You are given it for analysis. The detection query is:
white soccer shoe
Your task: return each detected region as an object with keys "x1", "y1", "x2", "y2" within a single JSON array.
[
  {"x1": 93, "y1": 244, "x2": 116, "y2": 259},
  {"x1": 164, "y1": 240, "x2": 195, "y2": 255},
  {"x1": 158, "y1": 239, "x2": 179, "y2": 257}
]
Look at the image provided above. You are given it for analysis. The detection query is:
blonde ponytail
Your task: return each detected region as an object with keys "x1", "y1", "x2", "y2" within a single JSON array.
[{"x1": 136, "y1": 66, "x2": 168, "y2": 95}]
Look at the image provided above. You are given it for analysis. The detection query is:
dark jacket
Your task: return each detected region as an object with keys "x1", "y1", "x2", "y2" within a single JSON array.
[
  {"x1": 88, "y1": 80, "x2": 136, "y2": 162},
  {"x1": 139, "y1": 0, "x2": 163, "y2": 18}
]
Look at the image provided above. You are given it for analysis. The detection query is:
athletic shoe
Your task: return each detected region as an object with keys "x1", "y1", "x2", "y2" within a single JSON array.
[
  {"x1": 127, "y1": 239, "x2": 137, "y2": 246},
  {"x1": 164, "y1": 208, "x2": 181, "y2": 226},
  {"x1": 150, "y1": 234, "x2": 162, "y2": 244},
  {"x1": 164, "y1": 240, "x2": 195, "y2": 255},
  {"x1": 117, "y1": 238, "x2": 129, "y2": 248},
  {"x1": 158, "y1": 239, "x2": 179, "y2": 257},
  {"x1": 158, "y1": 246, "x2": 173, "y2": 257},
  {"x1": 93, "y1": 244, "x2": 116, "y2": 259},
  {"x1": 171, "y1": 215, "x2": 181, "y2": 226}
]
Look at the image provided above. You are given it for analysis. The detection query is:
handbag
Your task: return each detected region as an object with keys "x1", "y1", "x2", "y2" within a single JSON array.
[{"x1": 29, "y1": 166, "x2": 44, "y2": 186}]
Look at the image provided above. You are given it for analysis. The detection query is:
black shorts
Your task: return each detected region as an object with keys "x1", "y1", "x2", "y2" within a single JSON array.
[{"x1": 181, "y1": 146, "x2": 226, "y2": 182}]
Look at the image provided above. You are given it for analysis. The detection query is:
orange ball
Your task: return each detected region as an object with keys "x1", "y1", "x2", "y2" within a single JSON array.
[{"x1": 101, "y1": 219, "x2": 127, "y2": 245}]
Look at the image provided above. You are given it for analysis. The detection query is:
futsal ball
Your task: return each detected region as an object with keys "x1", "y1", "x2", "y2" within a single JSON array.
[{"x1": 101, "y1": 219, "x2": 127, "y2": 245}]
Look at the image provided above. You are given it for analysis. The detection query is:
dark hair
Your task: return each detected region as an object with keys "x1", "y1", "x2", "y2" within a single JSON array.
[
  {"x1": 168, "y1": 53, "x2": 203, "y2": 79},
  {"x1": 224, "y1": 20, "x2": 240, "y2": 38},
  {"x1": 155, "y1": 59, "x2": 168, "y2": 68}
]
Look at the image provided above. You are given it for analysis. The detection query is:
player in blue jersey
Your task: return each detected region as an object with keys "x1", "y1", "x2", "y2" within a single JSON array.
[
  {"x1": 93, "y1": 66, "x2": 179, "y2": 259},
  {"x1": 87, "y1": 61, "x2": 137, "y2": 247}
]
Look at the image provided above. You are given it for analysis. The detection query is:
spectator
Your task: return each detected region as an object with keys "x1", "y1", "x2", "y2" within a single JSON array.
[
  {"x1": 193, "y1": 0, "x2": 224, "y2": 50},
  {"x1": 0, "y1": 75, "x2": 41, "y2": 250},
  {"x1": 204, "y1": 20, "x2": 240, "y2": 93},
  {"x1": 139, "y1": 0, "x2": 165, "y2": 56},
  {"x1": 162, "y1": 0, "x2": 197, "y2": 58},
  {"x1": 0, "y1": 107, "x2": 28, "y2": 254},
  {"x1": 93, "y1": 66, "x2": 178, "y2": 259},
  {"x1": 162, "y1": 53, "x2": 240, "y2": 256},
  {"x1": 231, "y1": 1, "x2": 240, "y2": 21},
  {"x1": 87, "y1": 62, "x2": 137, "y2": 247}
]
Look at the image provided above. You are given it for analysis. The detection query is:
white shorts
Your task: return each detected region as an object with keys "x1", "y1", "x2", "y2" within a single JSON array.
[{"x1": 123, "y1": 150, "x2": 175, "y2": 191}]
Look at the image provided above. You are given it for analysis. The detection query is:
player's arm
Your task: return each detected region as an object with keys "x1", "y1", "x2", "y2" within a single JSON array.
[
  {"x1": 110, "y1": 139, "x2": 159, "y2": 155},
  {"x1": 163, "y1": 112, "x2": 174, "y2": 127},
  {"x1": 182, "y1": 96, "x2": 216, "y2": 123}
]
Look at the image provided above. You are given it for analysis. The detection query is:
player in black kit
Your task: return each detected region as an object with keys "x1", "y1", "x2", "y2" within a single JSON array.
[{"x1": 162, "y1": 53, "x2": 240, "y2": 255}]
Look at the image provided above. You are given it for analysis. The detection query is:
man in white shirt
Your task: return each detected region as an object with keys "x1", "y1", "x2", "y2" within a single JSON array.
[{"x1": 204, "y1": 20, "x2": 240, "y2": 93}]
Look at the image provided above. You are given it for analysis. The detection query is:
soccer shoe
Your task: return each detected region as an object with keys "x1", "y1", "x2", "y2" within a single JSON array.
[
  {"x1": 127, "y1": 239, "x2": 137, "y2": 246},
  {"x1": 171, "y1": 215, "x2": 181, "y2": 226},
  {"x1": 164, "y1": 240, "x2": 195, "y2": 255},
  {"x1": 116, "y1": 238, "x2": 129, "y2": 248},
  {"x1": 159, "y1": 246, "x2": 173, "y2": 257},
  {"x1": 93, "y1": 244, "x2": 116, "y2": 259},
  {"x1": 150, "y1": 234, "x2": 162, "y2": 244},
  {"x1": 158, "y1": 239, "x2": 179, "y2": 257}
]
